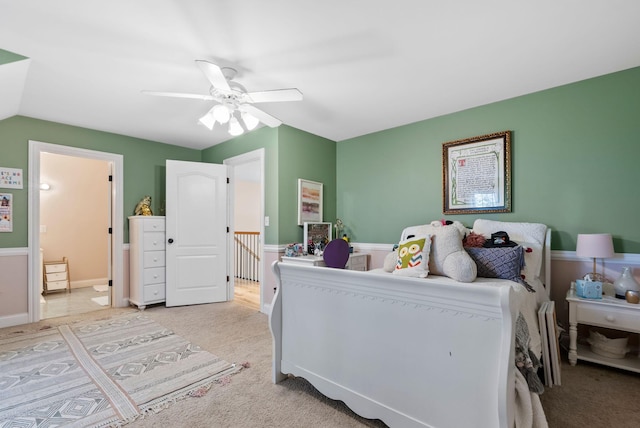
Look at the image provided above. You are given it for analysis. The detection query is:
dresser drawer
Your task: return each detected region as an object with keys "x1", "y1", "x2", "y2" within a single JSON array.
[
  {"x1": 143, "y1": 218, "x2": 165, "y2": 232},
  {"x1": 45, "y1": 263, "x2": 67, "y2": 273},
  {"x1": 47, "y1": 280, "x2": 69, "y2": 290},
  {"x1": 46, "y1": 272, "x2": 68, "y2": 282},
  {"x1": 143, "y1": 267, "x2": 165, "y2": 285},
  {"x1": 144, "y1": 251, "x2": 165, "y2": 268},
  {"x1": 143, "y1": 284, "x2": 165, "y2": 302},
  {"x1": 143, "y1": 232, "x2": 166, "y2": 250},
  {"x1": 347, "y1": 255, "x2": 367, "y2": 271},
  {"x1": 576, "y1": 304, "x2": 638, "y2": 331}
]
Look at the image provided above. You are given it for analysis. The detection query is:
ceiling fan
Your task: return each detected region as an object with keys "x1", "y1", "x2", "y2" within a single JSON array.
[{"x1": 142, "y1": 60, "x2": 303, "y2": 136}]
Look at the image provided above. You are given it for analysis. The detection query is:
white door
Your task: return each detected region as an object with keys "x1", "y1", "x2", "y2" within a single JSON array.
[{"x1": 165, "y1": 160, "x2": 228, "y2": 307}]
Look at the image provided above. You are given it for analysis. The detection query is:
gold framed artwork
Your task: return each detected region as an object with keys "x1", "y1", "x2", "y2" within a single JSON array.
[
  {"x1": 442, "y1": 131, "x2": 511, "y2": 214},
  {"x1": 297, "y1": 179, "x2": 323, "y2": 225}
]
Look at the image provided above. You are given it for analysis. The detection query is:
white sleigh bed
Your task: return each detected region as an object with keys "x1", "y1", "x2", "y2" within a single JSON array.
[{"x1": 269, "y1": 220, "x2": 551, "y2": 428}]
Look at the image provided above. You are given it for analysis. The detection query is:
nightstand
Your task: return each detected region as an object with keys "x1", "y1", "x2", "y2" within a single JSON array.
[
  {"x1": 281, "y1": 253, "x2": 368, "y2": 271},
  {"x1": 566, "y1": 286, "x2": 640, "y2": 373}
]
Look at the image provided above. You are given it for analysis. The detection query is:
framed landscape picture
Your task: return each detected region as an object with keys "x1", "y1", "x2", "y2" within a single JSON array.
[{"x1": 297, "y1": 179, "x2": 323, "y2": 225}]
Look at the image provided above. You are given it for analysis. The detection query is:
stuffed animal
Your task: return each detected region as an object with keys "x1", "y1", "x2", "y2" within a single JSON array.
[{"x1": 401, "y1": 221, "x2": 477, "y2": 282}]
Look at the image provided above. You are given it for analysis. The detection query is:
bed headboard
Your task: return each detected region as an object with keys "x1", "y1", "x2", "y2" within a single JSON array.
[{"x1": 470, "y1": 219, "x2": 552, "y2": 300}]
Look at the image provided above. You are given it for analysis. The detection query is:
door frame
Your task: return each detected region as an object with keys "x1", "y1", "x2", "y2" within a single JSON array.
[
  {"x1": 28, "y1": 141, "x2": 125, "y2": 322},
  {"x1": 224, "y1": 148, "x2": 265, "y2": 313}
]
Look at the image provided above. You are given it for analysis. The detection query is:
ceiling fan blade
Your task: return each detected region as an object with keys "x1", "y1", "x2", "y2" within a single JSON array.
[
  {"x1": 247, "y1": 88, "x2": 303, "y2": 103},
  {"x1": 240, "y1": 104, "x2": 282, "y2": 127},
  {"x1": 195, "y1": 60, "x2": 231, "y2": 91},
  {"x1": 141, "y1": 90, "x2": 214, "y2": 101}
]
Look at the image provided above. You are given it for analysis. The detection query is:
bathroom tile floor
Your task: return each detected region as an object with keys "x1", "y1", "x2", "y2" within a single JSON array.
[
  {"x1": 41, "y1": 286, "x2": 110, "y2": 319},
  {"x1": 40, "y1": 280, "x2": 260, "y2": 319}
]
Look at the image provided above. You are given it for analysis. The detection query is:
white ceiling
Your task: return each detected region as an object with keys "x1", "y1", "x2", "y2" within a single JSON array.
[{"x1": 2, "y1": 1, "x2": 640, "y2": 150}]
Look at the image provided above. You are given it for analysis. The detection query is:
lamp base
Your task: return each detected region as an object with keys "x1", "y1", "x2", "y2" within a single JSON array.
[{"x1": 583, "y1": 272, "x2": 607, "y2": 283}]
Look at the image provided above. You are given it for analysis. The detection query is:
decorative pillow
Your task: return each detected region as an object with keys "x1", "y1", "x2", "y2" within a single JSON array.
[
  {"x1": 400, "y1": 223, "x2": 477, "y2": 282},
  {"x1": 393, "y1": 235, "x2": 431, "y2": 278},
  {"x1": 465, "y1": 246, "x2": 534, "y2": 292},
  {"x1": 472, "y1": 219, "x2": 547, "y2": 292}
]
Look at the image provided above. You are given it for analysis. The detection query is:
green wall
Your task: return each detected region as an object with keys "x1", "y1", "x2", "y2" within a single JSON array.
[
  {"x1": 337, "y1": 66, "x2": 640, "y2": 252},
  {"x1": 202, "y1": 125, "x2": 337, "y2": 245},
  {"x1": 0, "y1": 116, "x2": 200, "y2": 247},
  {"x1": 202, "y1": 126, "x2": 280, "y2": 244},
  {"x1": 0, "y1": 49, "x2": 27, "y2": 64},
  {"x1": 2, "y1": 66, "x2": 639, "y2": 252}
]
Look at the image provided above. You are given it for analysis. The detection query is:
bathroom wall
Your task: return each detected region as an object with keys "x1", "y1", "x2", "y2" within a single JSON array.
[{"x1": 40, "y1": 152, "x2": 109, "y2": 287}]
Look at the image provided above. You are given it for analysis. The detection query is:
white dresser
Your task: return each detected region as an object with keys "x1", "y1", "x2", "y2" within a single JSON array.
[{"x1": 129, "y1": 216, "x2": 166, "y2": 309}]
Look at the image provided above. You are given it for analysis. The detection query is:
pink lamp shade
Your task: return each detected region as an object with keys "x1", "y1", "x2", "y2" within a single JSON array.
[{"x1": 576, "y1": 234, "x2": 614, "y2": 259}]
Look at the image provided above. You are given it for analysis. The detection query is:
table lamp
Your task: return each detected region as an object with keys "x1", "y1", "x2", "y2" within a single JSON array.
[{"x1": 576, "y1": 233, "x2": 614, "y2": 282}]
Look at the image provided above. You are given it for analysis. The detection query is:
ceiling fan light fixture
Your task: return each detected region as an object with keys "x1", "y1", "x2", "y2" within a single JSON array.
[
  {"x1": 228, "y1": 117, "x2": 244, "y2": 136},
  {"x1": 198, "y1": 110, "x2": 216, "y2": 130},
  {"x1": 212, "y1": 104, "x2": 231, "y2": 124},
  {"x1": 241, "y1": 111, "x2": 260, "y2": 130}
]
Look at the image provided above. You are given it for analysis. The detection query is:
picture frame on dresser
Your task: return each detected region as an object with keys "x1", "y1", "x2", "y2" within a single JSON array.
[
  {"x1": 303, "y1": 222, "x2": 332, "y2": 254},
  {"x1": 442, "y1": 130, "x2": 512, "y2": 214}
]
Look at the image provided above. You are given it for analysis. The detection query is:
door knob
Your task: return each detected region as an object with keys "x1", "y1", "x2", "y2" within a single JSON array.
[{"x1": 168, "y1": 238, "x2": 174, "y2": 244}]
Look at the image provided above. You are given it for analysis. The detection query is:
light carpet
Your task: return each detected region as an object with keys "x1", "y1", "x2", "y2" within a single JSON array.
[
  {"x1": 93, "y1": 285, "x2": 109, "y2": 292},
  {"x1": 0, "y1": 313, "x2": 242, "y2": 427}
]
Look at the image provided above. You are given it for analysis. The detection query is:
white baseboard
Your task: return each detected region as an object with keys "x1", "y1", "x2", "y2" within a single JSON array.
[{"x1": 0, "y1": 312, "x2": 30, "y2": 328}]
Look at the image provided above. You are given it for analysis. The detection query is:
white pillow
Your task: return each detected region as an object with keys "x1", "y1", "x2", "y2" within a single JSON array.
[{"x1": 472, "y1": 219, "x2": 547, "y2": 289}]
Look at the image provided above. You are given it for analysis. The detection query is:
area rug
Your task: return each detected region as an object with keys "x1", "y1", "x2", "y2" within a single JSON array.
[
  {"x1": 0, "y1": 314, "x2": 242, "y2": 427},
  {"x1": 93, "y1": 285, "x2": 109, "y2": 292}
]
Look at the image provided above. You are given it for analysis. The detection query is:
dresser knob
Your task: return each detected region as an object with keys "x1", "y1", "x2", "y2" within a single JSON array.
[
  {"x1": 153, "y1": 274, "x2": 158, "y2": 279},
  {"x1": 605, "y1": 315, "x2": 615, "y2": 322}
]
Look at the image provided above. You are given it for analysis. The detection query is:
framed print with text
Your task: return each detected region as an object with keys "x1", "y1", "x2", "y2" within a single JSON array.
[{"x1": 442, "y1": 131, "x2": 511, "y2": 214}]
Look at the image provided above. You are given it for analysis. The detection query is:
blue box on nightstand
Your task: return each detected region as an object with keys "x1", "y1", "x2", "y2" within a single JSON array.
[{"x1": 576, "y1": 279, "x2": 602, "y2": 299}]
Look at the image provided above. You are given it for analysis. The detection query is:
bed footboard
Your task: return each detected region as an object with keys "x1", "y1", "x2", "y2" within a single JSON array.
[{"x1": 269, "y1": 261, "x2": 517, "y2": 428}]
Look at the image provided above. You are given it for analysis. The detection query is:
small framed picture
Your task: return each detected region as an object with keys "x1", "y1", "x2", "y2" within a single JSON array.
[
  {"x1": 297, "y1": 179, "x2": 323, "y2": 225},
  {"x1": 303, "y1": 222, "x2": 332, "y2": 254},
  {"x1": 0, "y1": 193, "x2": 13, "y2": 232}
]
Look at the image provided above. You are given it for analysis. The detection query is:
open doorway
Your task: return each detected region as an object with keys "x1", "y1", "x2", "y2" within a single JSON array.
[
  {"x1": 224, "y1": 149, "x2": 264, "y2": 312},
  {"x1": 28, "y1": 141, "x2": 125, "y2": 323},
  {"x1": 39, "y1": 152, "x2": 110, "y2": 319}
]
